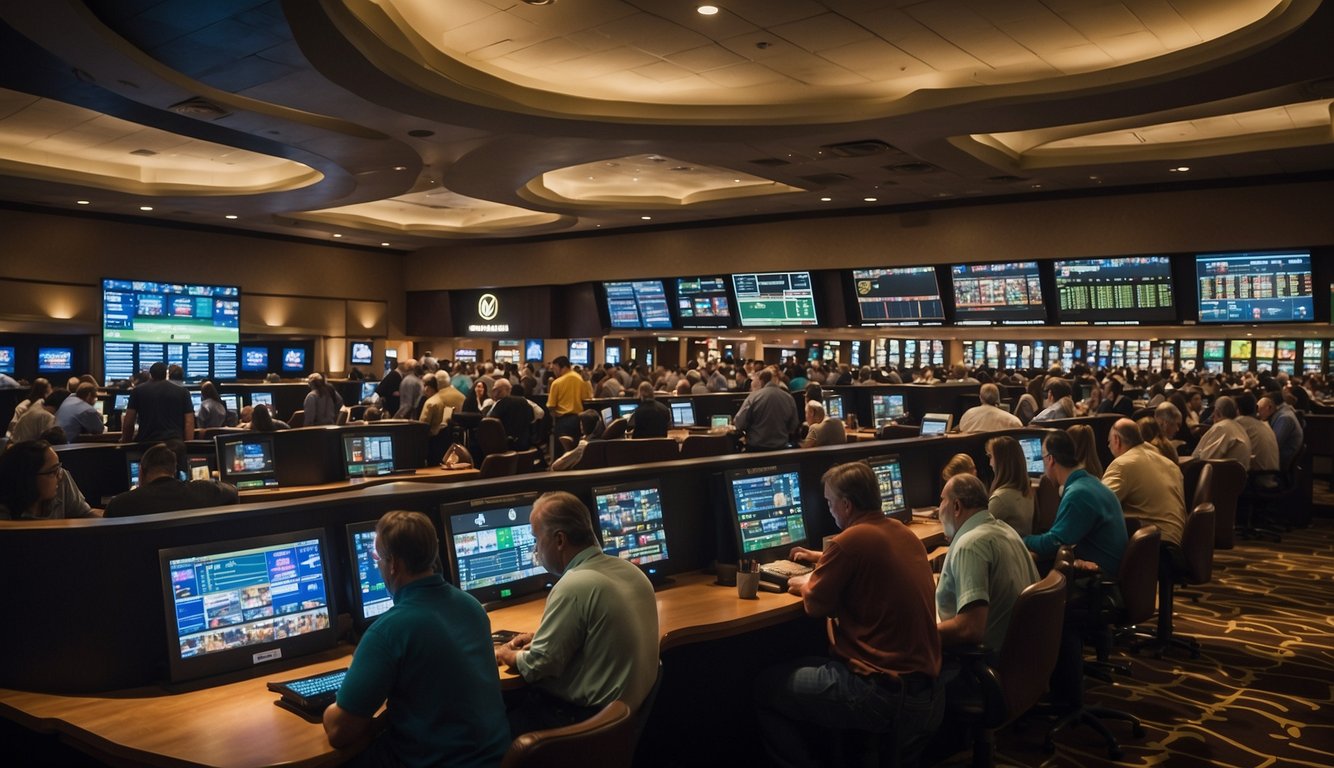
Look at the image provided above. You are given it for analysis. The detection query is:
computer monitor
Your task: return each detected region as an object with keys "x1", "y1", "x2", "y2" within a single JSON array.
[
  {"x1": 0, "y1": 345, "x2": 13, "y2": 375},
  {"x1": 1018, "y1": 436, "x2": 1045, "y2": 476},
  {"x1": 159, "y1": 528, "x2": 336, "y2": 683},
  {"x1": 359, "y1": 382, "x2": 378, "y2": 402},
  {"x1": 591, "y1": 479, "x2": 671, "y2": 583},
  {"x1": 113, "y1": 393, "x2": 130, "y2": 411},
  {"x1": 822, "y1": 393, "x2": 844, "y2": 420},
  {"x1": 250, "y1": 391, "x2": 273, "y2": 407},
  {"x1": 871, "y1": 393, "x2": 905, "y2": 426},
  {"x1": 725, "y1": 465, "x2": 808, "y2": 561},
  {"x1": 441, "y1": 492, "x2": 548, "y2": 605},
  {"x1": 668, "y1": 399, "x2": 695, "y2": 427},
  {"x1": 127, "y1": 457, "x2": 141, "y2": 489},
  {"x1": 865, "y1": 455, "x2": 910, "y2": 523},
  {"x1": 601, "y1": 406, "x2": 614, "y2": 426},
  {"x1": 240, "y1": 346, "x2": 268, "y2": 372},
  {"x1": 191, "y1": 392, "x2": 203, "y2": 411},
  {"x1": 710, "y1": 414, "x2": 731, "y2": 429},
  {"x1": 343, "y1": 432, "x2": 395, "y2": 478},
  {"x1": 349, "y1": 341, "x2": 373, "y2": 367},
  {"x1": 344, "y1": 520, "x2": 392, "y2": 629},
  {"x1": 920, "y1": 413, "x2": 952, "y2": 436},
  {"x1": 216, "y1": 434, "x2": 279, "y2": 489},
  {"x1": 188, "y1": 457, "x2": 211, "y2": 481},
  {"x1": 220, "y1": 394, "x2": 240, "y2": 412},
  {"x1": 615, "y1": 402, "x2": 638, "y2": 419}
]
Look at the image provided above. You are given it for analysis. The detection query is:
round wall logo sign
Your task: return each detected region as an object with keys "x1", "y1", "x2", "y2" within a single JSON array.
[{"x1": 478, "y1": 293, "x2": 499, "y2": 321}]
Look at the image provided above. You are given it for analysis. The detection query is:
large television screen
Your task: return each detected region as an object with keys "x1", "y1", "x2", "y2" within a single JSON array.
[
  {"x1": 102, "y1": 279, "x2": 239, "y2": 383},
  {"x1": 950, "y1": 261, "x2": 1046, "y2": 325},
  {"x1": 731, "y1": 271, "x2": 819, "y2": 327},
  {"x1": 37, "y1": 347, "x2": 74, "y2": 372},
  {"x1": 850, "y1": 267, "x2": 944, "y2": 326},
  {"x1": 603, "y1": 280, "x2": 672, "y2": 329},
  {"x1": 349, "y1": 341, "x2": 373, "y2": 367},
  {"x1": 281, "y1": 348, "x2": 306, "y2": 372},
  {"x1": 1053, "y1": 257, "x2": 1175, "y2": 324},
  {"x1": 673, "y1": 275, "x2": 733, "y2": 329},
  {"x1": 1196, "y1": 251, "x2": 1313, "y2": 323}
]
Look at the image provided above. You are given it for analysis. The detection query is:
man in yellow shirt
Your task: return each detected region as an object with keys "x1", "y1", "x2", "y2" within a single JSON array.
[{"x1": 546, "y1": 357, "x2": 587, "y2": 454}]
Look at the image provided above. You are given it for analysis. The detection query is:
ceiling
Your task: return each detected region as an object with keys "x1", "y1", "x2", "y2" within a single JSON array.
[{"x1": 1, "y1": 0, "x2": 1333, "y2": 251}]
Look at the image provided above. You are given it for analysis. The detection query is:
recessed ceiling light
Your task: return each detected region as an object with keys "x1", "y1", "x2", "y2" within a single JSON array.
[
  {"x1": 820, "y1": 197, "x2": 832, "y2": 202},
  {"x1": 392, "y1": 165, "x2": 407, "y2": 171},
  {"x1": 381, "y1": 242, "x2": 390, "y2": 247},
  {"x1": 1170, "y1": 166, "x2": 1191, "y2": 172},
  {"x1": 139, "y1": 205, "x2": 153, "y2": 211},
  {"x1": 224, "y1": 214, "x2": 238, "y2": 220},
  {"x1": 641, "y1": 216, "x2": 652, "y2": 220},
  {"x1": 75, "y1": 200, "x2": 90, "y2": 205},
  {"x1": 697, "y1": 5, "x2": 719, "y2": 15},
  {"x1": 863, "y1": 197, "x2": 877, "y2": 202},
  {"x1": 332, "y1": 233, "x2": 342, "y2": 238}
]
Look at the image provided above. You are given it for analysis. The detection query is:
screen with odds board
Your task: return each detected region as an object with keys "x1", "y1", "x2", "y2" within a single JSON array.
[
  {"x1": 103, "y1": 279, "x2": 239, "y2": 382},
  {"x1": 732, "y1": 271, "x2": 818, "y2": 327}
]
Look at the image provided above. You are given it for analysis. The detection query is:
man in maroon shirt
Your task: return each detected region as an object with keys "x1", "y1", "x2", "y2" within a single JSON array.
[{"x1": 756, "y1": 461, "x2": 943, "y2": 767}]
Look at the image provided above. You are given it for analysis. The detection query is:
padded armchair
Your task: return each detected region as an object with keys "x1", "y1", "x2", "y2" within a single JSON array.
[
  {"x1": 678, "y1": 434, "x2": 732, "y2": 459},
  {"x1": 1204, "y1": 459, "x2": 1246, "y2": 548},
  {"x1": 500, "y1": 700, "x2": 636, "y2": 768},
  {"x1": 570, "y1": 440, "x2": 609, "y2": 471},
  {"x1": 511, "y1": 448, "x2": 540, "y2": 474},
  {"x1": 287, "y1": 410, "x2": 304, "y2": 428},
  {"x1": 876, "y1": 424, "x2": 920, "y2": 440},
  {"x1": 948, "y1": 569, "x2": 1067, "y2": 767},
  {"x1": 1135, "y1": 503, "x2": 1214, "y2": 658},
  {"x1": 1032, "y1": 474, "x2": 1060, "y2": 535},
  {"x1": 475, "y1": 417, "x2": 510, "y2": 459},
  {"x1": 602, "y1": 417, "x2": 629, "y2": 440},
  {"x1": 478, "y1": 451, "x2": 519, "y2": 479},
  {"x1": 613, "y1": 438, "x2": 679, "y2": 467}
]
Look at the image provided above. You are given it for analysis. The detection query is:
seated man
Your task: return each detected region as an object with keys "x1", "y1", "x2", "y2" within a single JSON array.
[
  {"x1": 104, "y1": 443, "x2": 238, "y2": 518},
  {"x1": 484, "y1": 378, "x2": 541, "y2": 450},
  {"x1": 1191, "y1": 395, "x2": 1251, "y2": 465},
  {"x1": 1023, "y1": 430, "x2": 1127, "y2": 578},
  {"x1": 957, "y1": 383, "x2": 1021, "y2": 433},
  {"x1": 55, "y1": 382, "x2": 106, "y2": 440},
  {"x1": 325, "y1": 510, "x2": 509, "y2": 767},
  {"x1": 800, "y1": 399, "x2": 846, "y2": 448},
  {"x1": 756, "y1": 462, "x2": 942, "y2": 768},
  {"x1": 1102, "y1": 419, "x2": 1186, "y2": 548},
  {"x1": 627, "y1": 382, "x2": 671, "y2": 438},
  {"x1": 936, "y1": 474, "x2": 1040, "y2": 656},
  {"x1": 1031, "y1": 379, "x2": 1074, "y2": 423},
  {"x1": 496, "y1": 492, "x2": 659, "y2": 734}
]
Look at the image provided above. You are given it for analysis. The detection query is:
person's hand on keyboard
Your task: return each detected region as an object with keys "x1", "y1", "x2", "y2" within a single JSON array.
[
  {"x1": 494, "y1": 633, "x2": 533, "y2": 668},
  {"x1": 786, "y1": 572, "x2": 811, "y2": 596},
  {"x1": 789, "y1": 545, "x2": 822, "y2": 565}
]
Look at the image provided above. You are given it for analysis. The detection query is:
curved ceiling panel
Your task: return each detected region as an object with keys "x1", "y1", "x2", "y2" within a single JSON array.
[
  {"x1": 347, "y1": 0, "x2": 1290, "y2": 123},
  {"x1": 293, "y1": 189, "x2": 567, "y2": 236},
  {"x1": 529, "y1": 153, "x2": 803, "y2": 207}
]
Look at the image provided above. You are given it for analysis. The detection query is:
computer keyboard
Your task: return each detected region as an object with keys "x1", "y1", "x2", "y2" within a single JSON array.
[
  {"x1": 268, "y1": 668, "x2": 347, "y2": 718},
  {"x1": 760, "y1": 559, "x2": 813, "y2": 581}
]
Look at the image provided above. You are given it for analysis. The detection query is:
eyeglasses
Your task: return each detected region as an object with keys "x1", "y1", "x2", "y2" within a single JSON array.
[{"x1": 37, "y1": 462, "x2": 63, "y2": 477}]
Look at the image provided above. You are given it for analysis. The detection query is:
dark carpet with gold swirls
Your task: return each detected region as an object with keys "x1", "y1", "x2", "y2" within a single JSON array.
[{"x1": 983, "y1": 519, "x2": 1334, "y2": 767}]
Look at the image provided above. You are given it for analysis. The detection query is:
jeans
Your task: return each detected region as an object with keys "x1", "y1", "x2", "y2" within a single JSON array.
[{"x1": 755, "y1": 657, "x2": 943, "y2": 768}]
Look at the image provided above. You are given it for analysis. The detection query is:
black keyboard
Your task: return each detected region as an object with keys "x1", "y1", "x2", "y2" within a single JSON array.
[{"x1": 268, "y1": 668, "x2": 347, "y2": 717}]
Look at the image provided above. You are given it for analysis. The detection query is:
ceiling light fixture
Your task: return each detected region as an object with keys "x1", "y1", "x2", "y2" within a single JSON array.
[
  {"x1": 1170, "y1": 166, "x2": 1191, "y2": 172},
  {"x1": 697, "y1": 5, "x2": 719, "y2": 15},
  {"x1": 820, "y1": 197, "x2": 832, "y2": 202},
  {"x1": 224, "y1": 214, "x2": 238, "y2": 220},
  {"x1": 332, "y1": 233, "x2": 342, "y2": 238},
  {"x1": 522, "y1": 0, "x2": 556, "y2": 5},
  {"x1": 75, "y1": 200, "x2": 90, "y2": 205},
  {"x1": 641, "y1": 216, "x2": 652, "y2": 220},
  {"x1": 863, "y1": 197, "x2": 877, "y2": 202},
  {"x1": 381, "y1": 242, "x2": 390, "y2": 247},
  {"x1": 139, "y1": 205, "x2": 153, "y2": 211}
]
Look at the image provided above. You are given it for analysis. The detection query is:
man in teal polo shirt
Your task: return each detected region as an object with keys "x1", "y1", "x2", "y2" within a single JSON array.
[
  {"x1": 324, "y1": 510, "x2": 509, "y2": 768},
  {"x1": 1023, "y1": 430, "x2": 1127, "y2": 577}
]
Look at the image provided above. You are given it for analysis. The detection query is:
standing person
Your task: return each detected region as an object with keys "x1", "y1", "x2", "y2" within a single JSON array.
[
  {"x1": 120, "y1": 362, "x2": 194, "y2": 443},
  {"x1": 484, "y1": 378, "x2": 540, "y2": 451},
  {"x1": 393, "y1": 365, "x2": 422, "y2": 420},
  {"x1": 418, "y1": 376, "x2": 455, "y2": 465},
  {"x1": 545, "y1": 356, "x2": 587, "y2": 453},
  {"x1": 195, "y1": 381, "x2": 229, "y2": 429},
  {"x1": 0, "y1": 440, "x2": 95, "y2": 519},
  {"x1": 303, "y1": 373, "x2": 344, "y2": 426},
  {"x1": 55, "y1": 382, "x2": 105, "y2": 440},
  {"x1": 733, "y1": 368, "x2": 800, "y2": 451},
  {"x1": 375, "y1": 362, "x2": 405, "y2": 418},
  {"x1": 324, "y1": 511, "x2": 509, "y2": 768},
  {"x1": 495, "y1": 492, "x2": 659, "y2": 734},
  {"x1": 756, "y1": 462, "x2": 942, "y2": 768}
]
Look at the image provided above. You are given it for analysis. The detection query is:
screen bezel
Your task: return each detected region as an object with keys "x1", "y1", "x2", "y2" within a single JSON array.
[
  {"x1": 920, "y1": 413, "x2": 953, "y2": 435},
  {"x1": 864, "y1": 454, "x2": 910, "y2": 522},
  {"x1": 440, "y1": 492, "x2": 548, "y2": 606},
  {"x1": 240, "y1": 347, "x2": 269, "y2": 372},
  {"x1": 344, "y1": 520, "x2": 392, "y2": 631},
  {"x1": 948, "y1": 261, "x2": 1047, "y2": 325},
  {"x1": 849, "y1": 266, "x2": 945, "y2": 327},
  {"x1": 349, "y1": 341, "x2": 373, "y2": 367},
  {"x1": 36, "y1": 347, "x2": 75, "y2": 372},
  {"x1": 601, "y1": 279, "x2": 674, "y2": 330},
  {"x1": 590, "y1": 478, "x2": 673, "y2": 580},
  {"x1": 730, "y1": 270, "x2": 820, "y2": 328},
  {"x1": 667, "y1": 398, "x2": 696, "y2": 427},
  {"x1": 342, "y1": 431, "x2": 397, "y2": 478},
  {"x1": 672, "y1": 274, "x2": 734, "y2": 330},
  {"x1": 724, "y1": 464, "x2": 809, "y2": 562},
  {"x1": 158, "y1": 527, "x2": 337, "y2": 683},
  {"x1": 1052, "y1": 256, "x2": 1177, "y2": 325},
  {"x1": 1194, "y1": 250, "x2": 1314, "y2": 324}
]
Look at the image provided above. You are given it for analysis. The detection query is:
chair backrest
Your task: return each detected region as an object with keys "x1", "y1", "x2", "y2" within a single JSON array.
[
  {"x1": 512, "y1": 448, "x2": 540, "y2": 474},
  {"x1": 1014, "y1": 394, "x2": 1038, "y2": 425},
  {"x1": 558, "y1": 435, "x2": 576, "y2": 454},
  {"x1": 479, "y1": 451, "x2": 519, "y2": 479},
  {"x1": 1032, "y1": 474, "x2": 1060, "y2": 535},
  {"x1": 995, "y1": 569, "x2": 1067, "y2": 720},
  {"x1": 1205, "y1": 459, "x2": 1246, "y2": 550},
  {"x1": 602, "y1": 417, "x2": 628, "y2": 440},
  {"x1": 612, "y1": 438, "x2": 679, "y2": 467},
  {"x1": 476, "y1": 417, "x2": 509, "y2": 457},
  {"x1": 678, "y1": 434, "x2": 731, "y2": 459},
  {"x1": 876, "y1": 424, "x2": 920, "y2": 441},
  {"x1": 571, "y1": 439, "x2": 608, "y2": 471},
  {"x1": 1189, "y1": 461, "x2": 1214, "y2": 507},
  {"x1": 1119, "y1": 524, "x2": 1161, "y2": 625},
  {"x1": 1182, "y1": 503, "x2": 1216, "y2": 585},
  {"x1": 500, "y1": 700, "x2": 636, "y2": 768},
  {"x1": 287, "y1": 409, "x2": 305, "y2": 429}
]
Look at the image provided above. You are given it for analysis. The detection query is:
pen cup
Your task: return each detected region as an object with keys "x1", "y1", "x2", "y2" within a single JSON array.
[{"x1": 737, "y1": 570, "x2": 760, "y2": 599}]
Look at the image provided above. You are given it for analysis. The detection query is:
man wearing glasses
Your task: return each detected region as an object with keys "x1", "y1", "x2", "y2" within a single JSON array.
[{"x1": 1023, "y1": 430, "x2": 1127, "y2": 577}]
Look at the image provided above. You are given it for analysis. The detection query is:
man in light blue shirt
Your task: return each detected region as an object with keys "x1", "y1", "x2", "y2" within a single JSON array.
[{"x1": 55, "y1": 383, "x2": 104, "y2": 440}]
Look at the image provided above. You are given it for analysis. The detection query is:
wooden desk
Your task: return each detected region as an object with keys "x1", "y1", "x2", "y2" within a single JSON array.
[
  {"x1": 0, "y1": 522, "x2": 941, "y2": 768},
  {"x1": 237, "y1": 466, "x2": 479, "y2": 503}
]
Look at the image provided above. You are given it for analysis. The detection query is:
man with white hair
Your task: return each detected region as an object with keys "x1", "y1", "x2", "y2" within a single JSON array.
[
  {"x1": 1191, "y1": 395, "x2": 1251, "y2": 465},
  {"x1": 958, "y1": 383, "x2": 1021, "y2": 433},
  {"x1": 800, "y1": 399, "x2": 846, "y2": 447}
]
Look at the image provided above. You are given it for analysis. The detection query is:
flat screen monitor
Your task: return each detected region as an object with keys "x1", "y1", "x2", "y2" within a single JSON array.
[
  {"x1": 113, "y1": 393, "x2": 130, "y2": 411},
  {"x1": 1018, "y1": 435, "x2": 1045, "y2": 476},
  {"x1": 1229, "y1": 339, "x2": 1253, "y2": 360},
  {"x1": 710, "y1": 414, "x2": 731, "y2": 429},
  {"x1": 343, "y1": 432, "x2": 395, "y2": 478},
  {"x1": 441, "y1": 492, "x2": 548, "y2": 605},
  {"x1": 216, "y1": 434, "x2": 279, "y2": 489},
  {"x1": 604, "y1": 280, "x2": 673, "y2": 329},
  {"x1": 360, "y1": 382, "x2": 378, "y2": 402},
  {"x1": 568, "y1": 339, "x2": 591, "y2": 367},
  {"x1": 103, "y1": 279, "x2": 240, "y2": 384},
  {"x1": 871, "y1": 393, "x2": 905, "y2": 426},
  {"x1": 865, "y1": 455, "x2": 909, "y2": 522},
  {"x1": 127, "y1": 456, "x2": 141, "y2": 489},
  {"x1": 281, "y1": 348, "x2": 305, "y2": 372},
  {"x1": 159, "y1": 529, "x2": 335, "y2": 683},
  {"x1": 601, "y1": 407, "x2": 614, "y2": 426},
  {"x1": 615, "y1": 402, "x2": 638, "y2": 419},
  {"x1": 920, "y1": 413, "x2": 952, "y2": 436},
  {"x1": 349, "y1": 341, "x2": 373, "y2": 367},
  {"x1": 726, "y1": 464, "x2": 808, "y2": 560},
  {"x1": 674, "y1": 275, "x2": 733, "y2": 329},
  {"x1": 1276, "y1": 340, "x2": 1297, "y2": 361},
  {"x1": 524, "y1": 339, "x2": 545, "y2": 363},
  {"x1": 455, "y1": 348, "x2": 480, "y2": 363},
  {"x1": 189, "y1": 457, "x2": 210, "y2": 481},
  {"x1": 823, "y1": 393, "x2": 844, "y2": 420},
  {"x1": 221, "y1": 394, "x2": 240, "y2": 412},
  {"x1": 950, "y1": 261, "x2": 1046, "y2": 325},
  {"x1": 1202, "y1": 340, "x2": 1225, "y2": 361},
  {"x1": 37, "y1": 347, "x2": 74, "y2": 372},
  {"x1": 591, "y1": 480, "x2": 671, "y2": 580},
  {"x1": 605, "y1": 346, "x2": 621, "y2": 366},
  {"x1": 850, "y1": 267, "x2": 944, "y2": 326},
  {"x1": 731, "y1": 271, "x2": 819, "y2": 327},
  {"x1": 0, "y1": 346, "x2": 13, "y2": 374},
  {"x1": 250, "y1": 391, "x2": 273, "y2": 407},
  {"x1": 1053, "y1": 257, "x2": 1175, "y2": 324},
  {"x1": 345, "y1": 520, "x2": 392, "y2": 628},
  {"x1": 1196, "y1": 251, "x2": 1313, "y2": 323},
  {"x1": 191, "y1": 391, "x2": 203, "y2": 412},
  {"x1": 241, "y1": 347, "x2": 268, "y2": 372},
  {"x1": 668, "y1": 399, "x2": 695, "y2": 427}
]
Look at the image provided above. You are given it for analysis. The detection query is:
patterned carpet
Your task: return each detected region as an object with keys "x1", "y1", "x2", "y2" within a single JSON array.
[{"x1": 989, "y1": 519, "x2": 1334, "y2": 767}]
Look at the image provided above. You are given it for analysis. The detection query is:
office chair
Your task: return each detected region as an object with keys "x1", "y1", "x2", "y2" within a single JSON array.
[
  {"x1": 602, "y1": 417, "x2": 629, "y2": 440},
  {"x1": 500, "y1": 700, "x2": 636, "y2": 768},
  {"x1": 1131, "y1": 503, "x2": 1215, "y2": 658}
]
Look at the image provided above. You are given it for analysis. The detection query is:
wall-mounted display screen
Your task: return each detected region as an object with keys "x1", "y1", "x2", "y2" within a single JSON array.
[
  {"x1": 850, "y1": 267, "x2": 944, "y2": 326},
  {"x1": 732, "y1": 271, "x2": 818, "y2": 327},
  {"x1": 674, "y1": 276, "x2": 733, "y2": 329},
  {"x1": 604, "y1": 280, "x2": 672, "y2": 329},
  {"x1": 37, "y1": 347, "x2": 74, "y2": 371},
  {"x1": 1196, "y1": 251, "x2": 1312, "y2": 323},
  {"x1": 950, "y1": 261, "x2": 1045, "y2": 324},
  {"x1": 1053, "y1": 257, "x2": 1175, "y2": 324},
  {"x1": 102, "y1": 279, "x2": 239, "y2": 383},
  {"x1": 281, "y1": 348, "x2": 306, "y2": 371},
  {"x1": 0, "y1": 346, "x2": 15, "y2": 374},
  {"x1": 568, "y1": 339, "x2": 590, "y2": 367},
  {"x1": 241, "y1": 347, "x2": 269, "y2": 372},
  {"x1": 349, "y1": 341, "x2": 373, "y2": 367},
  {"x1": 524, "y1": 339, "x2": 545, "y2": 363}
]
